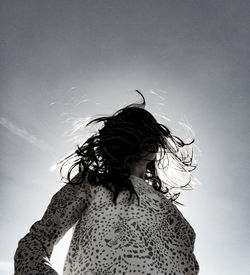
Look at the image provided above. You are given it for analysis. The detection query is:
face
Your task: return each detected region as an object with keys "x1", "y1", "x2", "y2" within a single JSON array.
[
  {"x1": 139, "y1": 150, "x2": 157, "y2": 162},
  {"x1": 140, "y1": 143, "x2": 158, "y2": 160}
]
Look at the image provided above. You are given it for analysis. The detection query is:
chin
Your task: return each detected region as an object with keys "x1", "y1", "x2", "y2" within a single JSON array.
[{"x1": 144, "y1": 153, "x2": 156, "y2": 161}]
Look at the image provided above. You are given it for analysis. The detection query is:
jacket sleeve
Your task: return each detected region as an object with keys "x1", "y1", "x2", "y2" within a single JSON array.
[{"x1": 14, "y1": 175, "x2": 91, "y2": 275}]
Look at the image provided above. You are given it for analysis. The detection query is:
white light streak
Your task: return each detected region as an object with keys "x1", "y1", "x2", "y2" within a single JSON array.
[
  {"x1": 0, "y1": 260, "x2": 13, "y2": 272},
  {"x1": 153, "y1": 112, "x2": 171, "y2": 122},
  {"x1": 149, "y1": 89, "x2": 167, "y2": 100}
]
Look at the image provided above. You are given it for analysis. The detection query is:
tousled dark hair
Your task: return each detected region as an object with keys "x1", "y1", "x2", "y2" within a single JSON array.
[{"x1": 58, "y1": 90, "x2": 197, "y2": 206}]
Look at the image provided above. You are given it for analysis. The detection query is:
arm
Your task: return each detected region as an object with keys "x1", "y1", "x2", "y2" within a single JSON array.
[{"x1": 14, "y1": 176, "x2": 90, "y2": 275}]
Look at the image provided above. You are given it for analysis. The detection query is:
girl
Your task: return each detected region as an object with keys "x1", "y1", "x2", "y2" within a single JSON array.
[{"x1": 14, "y1": 90, "x2": 199, "y2": 274}]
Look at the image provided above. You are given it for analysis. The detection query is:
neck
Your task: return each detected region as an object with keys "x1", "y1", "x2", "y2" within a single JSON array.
[{"x1": 129, "y1": 162, "x2": 147, "y2": 180}]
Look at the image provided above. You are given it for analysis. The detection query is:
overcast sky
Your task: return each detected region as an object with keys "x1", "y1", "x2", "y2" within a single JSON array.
[{"x1": 1, "y1": 1, "x2": 250, "y2": 274}]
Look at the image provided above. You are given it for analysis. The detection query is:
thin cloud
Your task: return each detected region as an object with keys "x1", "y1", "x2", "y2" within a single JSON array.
[
  {"x1": 0, "y1": 117, "x2": 50, "y2": 151},
  {"x1": 68, "y1": 86, "x2": 77, "y2": 92},
  {"x1": 75, "y1": 98, "x2": 91, "y2": 106}
]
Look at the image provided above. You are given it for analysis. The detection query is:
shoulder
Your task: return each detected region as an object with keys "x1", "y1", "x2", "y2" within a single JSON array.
[{"x1": 53, "y1": 172, "x2": 92, "y2": 202}]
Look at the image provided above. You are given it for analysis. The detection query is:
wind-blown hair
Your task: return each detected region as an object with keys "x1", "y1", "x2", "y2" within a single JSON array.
[{"x1": 58, "y1": 90, "x2": 197, "y2": 206}]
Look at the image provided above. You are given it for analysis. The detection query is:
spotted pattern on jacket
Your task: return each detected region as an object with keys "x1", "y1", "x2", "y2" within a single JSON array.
[{"x1": 14, "y1": 175, "x2": 199, "y2": 275}]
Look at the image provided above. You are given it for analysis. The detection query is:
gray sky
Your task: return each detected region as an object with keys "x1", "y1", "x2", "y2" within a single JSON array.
[{"x1": 1, "y1": 1, "x2": 249, "y2": 274}]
